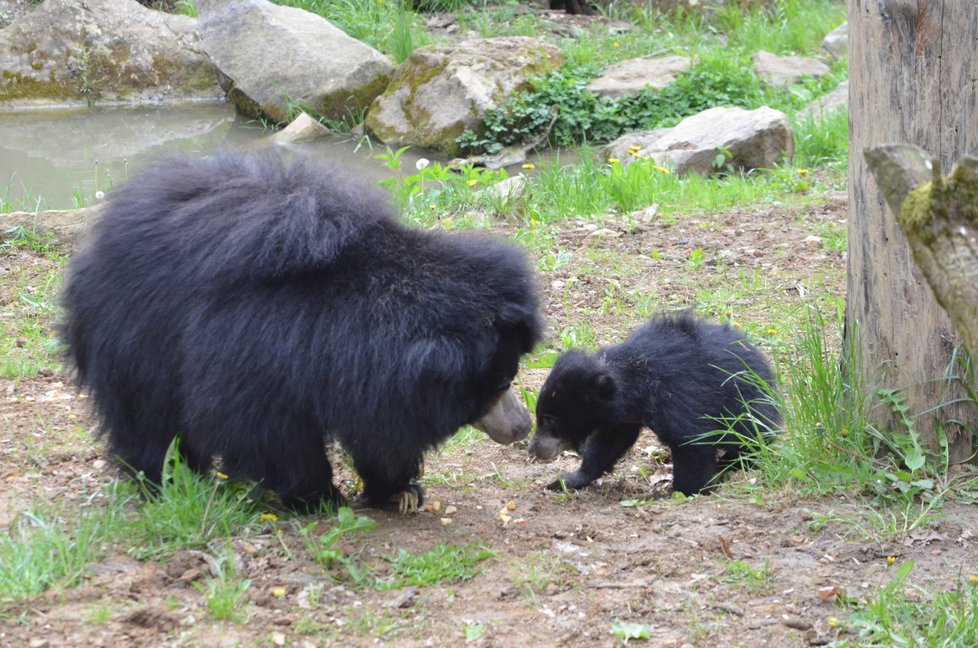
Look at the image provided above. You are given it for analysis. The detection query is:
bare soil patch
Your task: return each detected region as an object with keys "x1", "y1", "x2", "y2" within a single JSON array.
[{"x1": 2, "y1": 194, "x2": 975, "y2": 647}]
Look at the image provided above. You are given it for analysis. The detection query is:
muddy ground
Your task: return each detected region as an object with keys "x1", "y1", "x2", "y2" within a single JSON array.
[{"x1": 2, "y1": 187, "x2": 976, "y2": 647}]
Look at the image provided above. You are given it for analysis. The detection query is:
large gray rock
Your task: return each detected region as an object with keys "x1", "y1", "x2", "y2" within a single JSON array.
[
  {"x1": 197, "y1": 0, "x2": 394, "y2": 124},
  {"x1": 366, "y1": 37, "x2": 564, "y2": 155},
  {"x1": 752, "y1": 50, "x2": 830, "y2": 86},
  {"x1": 601, "y1": 106, "x2": 794, "y2": 176},
  {"x1": 587, "y1": 55, "x2": 692, "y2": 99},
  {"x1": 0, "y1": 0, "x2": 221, "y2": 107},
  {"x1": 822, "y1": 22, "x2": 848, "y2": 62}
]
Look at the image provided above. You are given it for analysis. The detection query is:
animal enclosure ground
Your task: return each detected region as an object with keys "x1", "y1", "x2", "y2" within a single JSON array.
[{"x1": 1, "y1": 191, "x2": 977, "y2": 647}]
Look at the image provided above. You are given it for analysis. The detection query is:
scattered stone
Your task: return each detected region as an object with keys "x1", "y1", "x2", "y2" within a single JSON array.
[
  {"x1": 271, "y1": 112, "x2": 332, "y2": 145},
  {"x1": 122, "y1": 607, "x2": 179, "y2": 632},
  {"x1": 822, "y1": 22, "x2": 848, "y2": 62},
  {"x1": 386, "y1": 586, "x2": 419, "y2": 609},
  {"x1": 366, "y1": 37, "x2": 564, "y2": 155},
  {"x1": 782, "y1": 615, "x2": 812, "y2": 630},
  {"x1": 801, "y1": 80, "x2": 848, "y2": 120},
  {"x1": 753, "y1": 51, "x2": 831, "y2": 87},
  {"x1": 602, "y1": 106, "x2": 794, "y2": 176},
  {"x1": 587, "y1": 55, "x2": 692, "y2": 99}
]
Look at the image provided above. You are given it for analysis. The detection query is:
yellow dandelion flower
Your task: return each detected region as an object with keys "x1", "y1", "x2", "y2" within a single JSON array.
[
  {"x1": 886, "y1": 555, "x2": 896, "y2": 566},
  {"x1": 467, "y1": 179, "x2": 478, "y2": 187},
  {"x1": 215, "y1": 471, "x2": 229, "y2": 480},
  {"x1": 656, "y1": 166, "x2": 671, "y2": 174},
  {"x1": 827, "y1": 617, "x2": 840, "y2": 628},
  {"x1": 521, "y1": 163, "x2": 535, "y2": 169},
  {"x1": 272, "y1": 587, "x2": 287, "y2": 598},
  {"x1": 968, "y1": 574, "x2": 978, "y2": 584},
  {"x1": 734, "y1": 322, "x2": 743, "y2": 329},
  {"x1": 628, "y1": 150, "x2": 640, "y2": 157},
  {"x1": 608, "y1": 157, "x2": 620, "y2": 164},
  {"x1": 259, "y1": 513, "x2": 279, "y2": 523},
  {"x1": 613, "y1": 41, "x2": 620, "y2": 47},
  {"x1": 798, "y1": 168, "x2": 810, "y2": 175},
  {"x1": 628, "y1": 144, "x2": 642, "y2": 152},
  {"x1": 767, "y1": 327, "x2": 778, "y2": 335}
]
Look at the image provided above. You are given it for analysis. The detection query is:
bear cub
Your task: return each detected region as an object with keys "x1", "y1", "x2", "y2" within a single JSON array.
[{"x1": 529, "y1": 312, "x2": 779, "y2": 495}]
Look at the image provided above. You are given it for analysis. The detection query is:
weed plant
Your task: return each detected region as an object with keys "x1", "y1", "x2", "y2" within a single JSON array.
[
  {"x1": 840, "y1": 561, "x2": 978, "y2": 647},
  {"x1": 128, "y1": 442, "x2": 263, "y2": 559},
  {"x1": 193, "y1": 544, "x2": 252, "y2": 623},
  {"x1": 736, "y1": 308, "x2": 978, "y2": 535},
  {"x1": 0, "y1": 495, "x2": 130, "y2": 602},
  {"x1": 376, "y1": 543, "x2": 495, "y2": 590}
]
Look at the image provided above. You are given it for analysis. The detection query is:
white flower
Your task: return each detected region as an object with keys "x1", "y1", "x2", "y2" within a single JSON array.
[
  {"x1": 95, "y1": 190, "x2": 105, "y2": 201},
  {"x1": 415, "y1": 158, "x2": 430, "y2": 171}
]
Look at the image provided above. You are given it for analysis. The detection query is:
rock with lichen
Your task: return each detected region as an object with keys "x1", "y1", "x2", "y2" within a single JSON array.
[
  {"x1": 0, "y1": 0, "x2": 222, "y2": 107},
  {"x1": 365, "y1": 37, "x2": 564, "y2": 156}
]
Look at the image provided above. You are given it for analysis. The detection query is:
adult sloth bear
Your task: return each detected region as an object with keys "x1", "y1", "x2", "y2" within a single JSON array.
[{"x1": 62, "y1": 149, "x2": 542, "y2": 512}]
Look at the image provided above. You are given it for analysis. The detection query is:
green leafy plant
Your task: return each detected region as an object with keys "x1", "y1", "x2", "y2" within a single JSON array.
[
  {"x1": 301, "y1": 506, "x2": 378, "y2": 585},
  {"x1": 193, "y1": 545, "x2": 251, "y2": 623},
  {"x1": 846, "y1": 561, "x2": 978, "y2": 646},
  {"x1": 376, "y1": 543, "x2": 495, "y2": 590},
  {"x1": 457, "y1": 55, "x2": 765, "y2": 156},
  {"x1": 128, "y1": 441, "x2": 260, "y2": 559},
  {"x1": 611, "y1": 620, "x2": 651, "y2": 641}
]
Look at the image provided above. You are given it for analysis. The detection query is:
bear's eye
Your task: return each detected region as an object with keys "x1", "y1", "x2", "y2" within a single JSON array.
[{"x1": 494, "y1": 378, "x2": 512, "y2": 393}]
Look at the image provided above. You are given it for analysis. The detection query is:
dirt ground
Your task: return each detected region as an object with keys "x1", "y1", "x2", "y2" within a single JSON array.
[{"x1": 2, "y1": 188, "x2": 976, "y2": 648}]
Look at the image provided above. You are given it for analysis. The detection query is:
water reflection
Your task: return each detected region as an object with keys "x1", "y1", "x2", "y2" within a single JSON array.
[{"x1": 0, "y1": 103, "x2": 437, "y2": 210}]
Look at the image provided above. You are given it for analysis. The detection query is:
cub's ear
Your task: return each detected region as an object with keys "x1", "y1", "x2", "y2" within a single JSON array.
[{"x1": 589, "y1": 372, "x2": 617, "y2": 401}]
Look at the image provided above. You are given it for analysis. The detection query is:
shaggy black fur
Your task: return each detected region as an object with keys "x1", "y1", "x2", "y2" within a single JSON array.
[
  {"x1": 529, "y1": 313, "x2": 779, "y2": 496},
  {"x1": 62, "y1": 149, "x2": 542, "y2": 511}
]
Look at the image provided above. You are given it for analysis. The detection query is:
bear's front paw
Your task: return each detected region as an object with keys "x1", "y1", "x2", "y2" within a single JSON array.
[
  {"x1": 395, "y1": 484, "x2": 425, "y2": 514},
  {"x1": 546, "y1": 471, "x2": 592, "y2": 492}
]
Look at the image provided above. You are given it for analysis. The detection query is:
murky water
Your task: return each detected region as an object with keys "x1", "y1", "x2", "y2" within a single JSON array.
[{"x1": 0, "y1": 102, "x2": 437, "y2": 211}]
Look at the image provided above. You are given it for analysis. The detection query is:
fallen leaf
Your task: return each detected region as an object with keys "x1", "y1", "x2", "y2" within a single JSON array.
[
  {"x1": 816, "y1": 585, "x2": 845, "y2": 602},
  {"x1": 718, "y1": 535, "x2": 734, "y2": 558}
]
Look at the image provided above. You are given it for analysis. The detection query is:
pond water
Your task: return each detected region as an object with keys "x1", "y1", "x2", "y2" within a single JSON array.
[{"x1": 0, "y1": 102, "x2": 437, "y2": 211}]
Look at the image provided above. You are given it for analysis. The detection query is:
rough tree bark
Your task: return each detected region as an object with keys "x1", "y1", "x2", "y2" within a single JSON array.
[
  {"x1": 849, "y1": 1, "x2": 978, "y2": 461},
  {"x1": 865, "y1": 145, "x2": 978, "y2": 363}
]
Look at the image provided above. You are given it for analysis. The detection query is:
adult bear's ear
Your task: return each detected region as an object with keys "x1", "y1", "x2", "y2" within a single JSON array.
[{"x1": 589, "y1": 372, "x2": 617, "y2": 401}]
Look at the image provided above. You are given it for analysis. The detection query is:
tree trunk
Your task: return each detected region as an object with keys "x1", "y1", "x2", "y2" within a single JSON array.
[{"x1": 848, "y1": 1, "x2": 978, "y2": 461}]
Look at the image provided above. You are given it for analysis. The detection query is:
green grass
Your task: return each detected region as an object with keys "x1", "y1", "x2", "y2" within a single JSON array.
[
  {"x1": 126, "y1": 442, "x2": 264, "y2": 559},
  {"x1": 0, "y1": 487, "x2": 132, "y2": 602},
  {"x1": 512, "y1": 551, "x2": 575, "y2": 600},
  {"x1": 720, "y1": 559, "x2": 774, "y2": 592},
  {"x1": 193, "y1": 544, "x2": 252, "y2": 623},
  {"x1": 793, "y1": 107, "x2": 849, "y2": 170},
  {"x1": 272, "y1": 0, "x2": 433, "y2": 63},
  {"x1": 0, "y1": 262, "x2": 64, "y2": 381},
  {"x1": 375, "y1": 543, "x2": 495, "y2": 590},
  {"x1": 837, "y1": 562, "x2": 978, "y2": 647}
]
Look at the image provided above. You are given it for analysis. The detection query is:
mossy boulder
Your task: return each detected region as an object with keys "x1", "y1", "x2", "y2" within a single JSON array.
[
  {"x1": 365, "y1": 37, "x2": 565, "y2": 156},
  {"x1": 0, "y1": 0, "x2": 222, "y2": 107}
]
